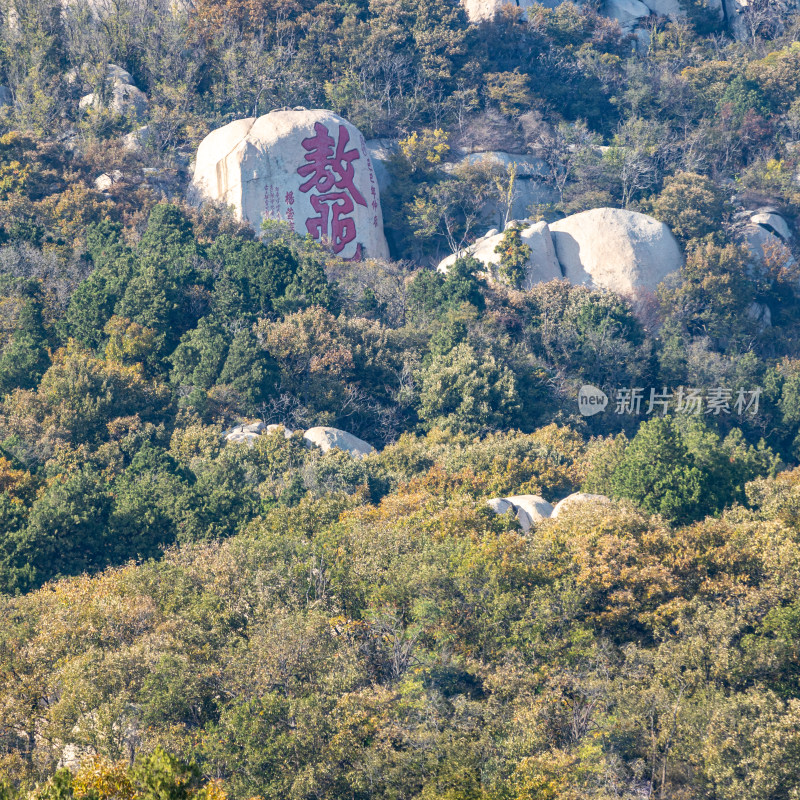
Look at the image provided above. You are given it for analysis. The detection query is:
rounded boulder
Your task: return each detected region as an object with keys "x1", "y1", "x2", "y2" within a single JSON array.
[
  {"x1": 189, "y1": 109, "x2": 390, "y2": 261},
  {"x1": 549, "y1": 208, "x2": 683, "y2": 297},
  {"x1": 551, "y1": 493, "x2": 612, "y2": 519},
  {"x1": 303, "y1": 426, "x2": 376, "y2": 458}
]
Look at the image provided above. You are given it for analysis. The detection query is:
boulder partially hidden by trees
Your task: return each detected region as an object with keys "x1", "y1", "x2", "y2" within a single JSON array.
[
  {"x1": 78, "y1": 64, "x2": 148, "y2": 120},
  {"x1": 551, "y1": 492, "x2": 612, "y2": 518},
  {"x1": 437, "y1": 220, "x2": 562, "y2": 289},
  {"x1": 303, "y1": 426, "x2": 376, "y2": 458},
  {"x1": 503, "y1": 494, "x2": 554, "y2": 530},
  {"x1": 189, "y1": 109, "x2": 390, "y2": 261}
]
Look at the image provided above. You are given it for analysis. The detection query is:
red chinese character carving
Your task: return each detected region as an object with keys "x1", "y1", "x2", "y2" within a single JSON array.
[
  {"x1": 297, "y1": 122, "x2": 367, "y2": 255},
  {"x1": 298, "y1": 123, "x2": 366, "y2": 205},
  {"x1": 306, "y1": 192, "x2": 358, "y2": 253}
]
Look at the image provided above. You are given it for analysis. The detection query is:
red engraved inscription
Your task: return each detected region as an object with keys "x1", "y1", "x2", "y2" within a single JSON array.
[{"x1": 297, "y1": 122, "x2": 366, "y2": 254}]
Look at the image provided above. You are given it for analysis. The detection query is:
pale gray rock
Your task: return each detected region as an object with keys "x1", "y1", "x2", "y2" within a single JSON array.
[
  {"x1": 225, "y1": 430, "x2": 261, "y2": 446},
  {"x1": 549, "y1": 208, "x2": 683, "y2": 297},
  {"x1": 79, "y1": 93, "x2": 97, "y2": 111},
  {"x1": 106, "y1": 64, "x2": 134, "y2": 86},
  {"x1": 604, "y1": 0, "x2": 651, "y2": 28},
  {"x1": 751, "y1": 211, "x2": 792, "y2": 241},
  {"x1": 0, "y1": 86, "x2": 11, "y2": 107},
  {"x1": 243, "y1": 421, "x2": 267, "y2": 434},
  {"x1": 518, "y1": 221, "x2": 563, "y2": 290},
  {"x1": 93, "y1": 169, "x2": 123, "y2": 190},
  {"x1": 487, "y1": 495, "x2": 553, "y2": 532},
  {"x1": 449, "y1": 151, "x2": 548, "y2": 178},
  {"x1": 743, "y1": 223, "x2": 793, "y2": 266},
  {"x1": 303, "y1": 426, "x2": 376, "y2": 458},
  {"x1": 437, "y1": 220, "x2": 563, "y2": 290},
  {"x1": 641, "y1": 0, "x2": 682, "y2": 13},
  {"x1": 641, "y1": 0, "x2": 724, "y2": 15},
  {"x1": 189, "y1": 109, "x2": 390, "y2": 261},
  {"x1": 59, "y1": 743, "x2": 86, "y2": 771},
  {"x1": 365, "y1": 138, "x2": 398, "y2": 194},
  {"x1": 94, "y1": 173, "x2": 113, "y2": 191},
  {"x1": 551, "y1": 492, "x2": 612, "y2": 519},
  {"x1": 79, "y1": 64, "x2": 148, "y2": 120},
  {"x1": 746, "y1": 301, "x2": 772, "y2": 329},
  {"x1": 109, "y1": 83, "x2": 148, "y2": 118},
  {"x1": 505, "y1": 495, "x2": 554, "y2": 531},
  {"x1": 461, "y1": 0, "x2": 542, "y2": 20},
  {"x1": 487, "y1": 498, "x2": 514, "y2": 516},
  {"x1": 446, "y1": 151, "x2": 555, "y2": 222},
  {"x1": 123, "y1": 124, "x2": 151, "y2": 151}
]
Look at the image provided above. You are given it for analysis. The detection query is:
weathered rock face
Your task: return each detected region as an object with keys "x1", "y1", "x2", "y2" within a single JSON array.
[
  {"x1": 266, "y1": 424, "x2": 295, "y2": 439},
  {"x1": 303, "y1": 426, "x2": 376, "y2": 458},
  {"x1": 460, "y1": 0, "x2": 725, "y2": 32},
  {"x1": 751, "y1": 211, "x2": 792, "y2": 241},
  {"x1": 743, "y1": 223, "x2": 793, "y2": 267},
  {"x1": 94, "y1": 170, "x2": 123, "y2": 191},
  {"x1": 190, "y1": 109, "x2": 390, "y2": 261},
  {"x1": 438, "y1": 220, "x2": 562, "y2": 288},
  {"x1": 487, "y1": 498, "x2": 514, "y2": 516},
  {"x1": 551, "y1": 492, "x2": 612, "y2": 518},
  {"x1": 123, "y1": 124, "x2": 151, "y2": 151},
  {"x1": 604, "y1": 0, "x2": 651, "y2": 29},
  {"x1": 549, "y1": 208, "x2": 683, "y2": 297},
  {"x1": 79, "y1": 64, "x2": 148, "y2": 120},
  {"x1": 438, "y1": 208, "x2": 682, "y2": 298}
]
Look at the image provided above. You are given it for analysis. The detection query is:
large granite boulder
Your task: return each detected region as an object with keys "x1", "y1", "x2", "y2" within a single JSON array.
[
  {"x1": 437, "y1": 220, "x2": 563, "y2": 289},
  {"x1": 189, "y1": 109, "x2": 390, "y2": 261},
  {"x1": 303, "y1": 426, "x2": 376, "y2": 458},
  {"x1": 487, "y1": 498, "x2": 514, "y2": 516},
  {"x1": 549, "y1": 208, "x2": 683, "y2": 297},
  {"x1": 458, "y1": 0, "x2": 725, "y2": 31},
  {"x1": 551, "y1": 492, "x2": 612, "y2": 519},
  {"x1": 604, "y1": 0, "x2": 651, "y2": 29},
  {"x1": 224, "y1": 420, "x2": 266, "y2": 446}
]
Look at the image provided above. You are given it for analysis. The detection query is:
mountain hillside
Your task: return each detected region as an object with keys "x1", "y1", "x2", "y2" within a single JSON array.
[{"x1": 2, "y1": 1, "x2": 800, "y2": 798}]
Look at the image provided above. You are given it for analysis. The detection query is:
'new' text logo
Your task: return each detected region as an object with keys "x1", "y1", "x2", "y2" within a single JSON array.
[{"x1": 578, "y1": 385, "x2": 608, "y2": 416}]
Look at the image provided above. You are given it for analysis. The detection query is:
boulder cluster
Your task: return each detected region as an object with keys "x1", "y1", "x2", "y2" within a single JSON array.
[
  {"x1": 460, "y1": 0, "x2": 756, "y2": 42},
  {"x1": 487, "y1": 492, "x2": 612, "y2": 531},
  {"x1": 438, "y1": 208, "x2": 684, "y2": 299},
  {"x1": 225, "y1": 425, "x2": 609, "y2": 532},
  {"x1": 224, "y1": 422, "x2": 375, "y2": 458},
  {"x1": 79, "y1": 64, "x2": 148, "y2": 120}
]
